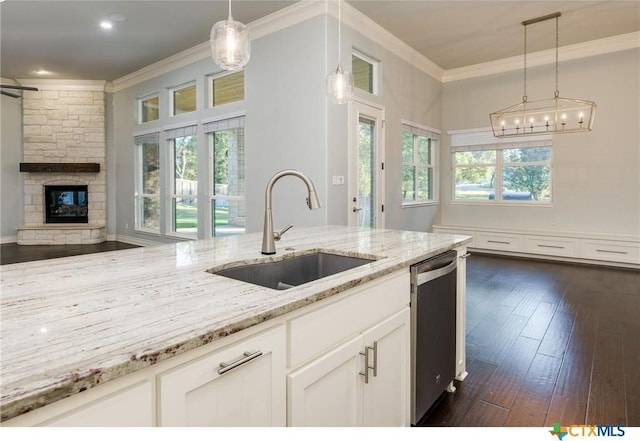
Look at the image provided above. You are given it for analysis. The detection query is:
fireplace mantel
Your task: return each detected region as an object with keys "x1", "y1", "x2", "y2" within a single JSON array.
[{"x1": 20, "y1": 163, "x2": 100, "y2": 173}]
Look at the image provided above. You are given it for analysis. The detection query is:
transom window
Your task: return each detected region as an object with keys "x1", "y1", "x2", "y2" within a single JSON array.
[
  {"x1": 209, "y1": 71, "x2": 245, "y2": 107},
  {"x1": 451, "y1": 128, "x2": 552, "y2": 202},
  {"x1": 138, "y1": 94, "x2": 159, "y2": 123},
  {"x1": 352, "y1": 51, "x2": 378, "y2": 94},
  {"x1": 401, "y1": 122, "x2": 439, "y2": 205},
  {"x1": 170, "y1": 82, "x2": 197, "y2": 116}
]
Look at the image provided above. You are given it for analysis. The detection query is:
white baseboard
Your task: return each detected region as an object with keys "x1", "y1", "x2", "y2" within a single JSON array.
[{"x1": 1, "y1": 236, "x2": 18, "y2": 244}]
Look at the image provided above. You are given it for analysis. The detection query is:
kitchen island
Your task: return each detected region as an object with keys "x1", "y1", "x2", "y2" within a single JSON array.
[{"x1": 1, "y1": 226, "x2": 471, "y2": 426}]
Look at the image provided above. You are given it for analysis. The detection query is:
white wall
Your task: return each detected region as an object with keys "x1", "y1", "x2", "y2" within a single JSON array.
[{"x1": 440, "y1": 49, "x2": 640, "y2": 237}]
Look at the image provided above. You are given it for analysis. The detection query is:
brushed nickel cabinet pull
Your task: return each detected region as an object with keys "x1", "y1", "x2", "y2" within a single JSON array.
[
  {"x1": 537, "y1": 244, "x2": 565, "y2": 249},
  {"x1": 359, "y1": 348, "x2": 370, "y2": 384},
  {"x1": 487, "y1": 240, "x2": 511, "y2": 245},
  {"x1": 595, "y1": 249, "x2": 628, "y2": 255},
  {"x1": 218, "y1": 350, "x2": 263, "y2": 375}
]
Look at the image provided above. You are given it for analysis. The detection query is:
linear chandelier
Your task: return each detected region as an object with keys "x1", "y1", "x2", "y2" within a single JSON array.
[{"x1": 490, "y1": 12, "x2": 596, "y2": 137}]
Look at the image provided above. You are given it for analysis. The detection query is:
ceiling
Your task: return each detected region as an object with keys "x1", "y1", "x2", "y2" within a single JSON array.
[{"x1": 1, "y1": 1, "x2": 638, "y2": 82}]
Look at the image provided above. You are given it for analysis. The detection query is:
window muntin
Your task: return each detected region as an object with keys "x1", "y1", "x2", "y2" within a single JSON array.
[
  {"x1": 209, "y1": 71, "x2": 245, "y2": 107},
  {"x1": 134, "y1": 135, "x2": 160, "y2": 231},
  {"x1": 171, "y1": 135, "x2": 198, "y2": 235},
  {"x1": 453, "y1": 146, "x2": 551, "y2": 202},
  {"x1": 402, "y1": 126, "x2": 438, "y2": 205},
  {"x1": 139, "y1": 94, "x2": 159, "y2": 123},
  {"x1": 208, "y1": 119, "x2": 245, "y2": 237},
  {"x1": 170, "y1": 82, "x2": 197, "y2": 115}
]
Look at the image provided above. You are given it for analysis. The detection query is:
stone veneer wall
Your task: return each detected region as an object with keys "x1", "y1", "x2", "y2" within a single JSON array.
[{"x1": 17, "y1": 84, "x2": 107, "y2": 245}]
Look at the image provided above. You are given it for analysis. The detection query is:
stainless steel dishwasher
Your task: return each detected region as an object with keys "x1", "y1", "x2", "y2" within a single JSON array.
[{"x1": 410, "y1": 249, "x2": 458, "y2": 425}]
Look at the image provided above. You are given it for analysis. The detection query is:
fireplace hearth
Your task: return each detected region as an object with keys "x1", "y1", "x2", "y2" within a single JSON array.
[{"x1": 45, "y1": 185, "x2": 89, "y2": 224}]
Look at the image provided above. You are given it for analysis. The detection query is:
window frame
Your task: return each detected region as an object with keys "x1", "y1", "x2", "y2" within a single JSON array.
[
  {"x1": 352, "y1": 49, "x2": 379, "y2": 95},
  {"x1": 204, "y1": 114, "x2": 246, "y2": 238},
  {"x1": 207, "y1": 70, "x2": 245, "y2": 108},
  {"x1": 166, "y1": 129, "x2": 199, "y2": 238},
  {"x1": 133, "y1": 132, "x2": 161, "y2": 234},
  {"x1": 401, "y1": 121, "x2": 440, "y2": 207},
  {"x1": 450, "y1": 128, "x2": 553, "y2": 205},
  {"x1": 137, "y1": 93, "x2": 160, "y2": 124},
  {"x1": 169, "y1": 81, "x2": 197, "y2": 117}
]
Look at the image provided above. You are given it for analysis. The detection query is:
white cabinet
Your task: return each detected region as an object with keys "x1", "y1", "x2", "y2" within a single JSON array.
[
  {"x1": 455, "y1": 247, "x2": 468, "y2": 381},
  {"x1": 287, "y1": 308, "x2": 410, "y2": 427},
  {"x1": 2, "y1": 378, "x2": 154, "y2": 427},
  {"x1": 46, "y1": 381, "x2": 153, "y2": 427},
  {"x1": 158, "y1": 325, "x2": 286, "y2": 427}
]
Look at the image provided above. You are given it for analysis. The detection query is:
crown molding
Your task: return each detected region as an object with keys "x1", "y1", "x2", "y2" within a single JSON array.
[
  {"x1": 110, "y1": 1, "x2": 327, "y2": 93},
  {"x1": 15, "y1": 79, "x2": 106, "y2": 91},
  {"x1": 443, "y1": 31, "x2": 640, "y2": 83},
  {"x1": 334, "y1": 1, "x2": 444, "y2": 81}
]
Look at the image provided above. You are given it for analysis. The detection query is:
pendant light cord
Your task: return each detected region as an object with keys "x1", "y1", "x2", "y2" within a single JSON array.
[
  {"x1": 555, "y1": 16, "x2": 560, "y2": 98},
  {"x1": 523, "y1": 24, "x2": 527, "y2": 103},
  {"x1": 228, "y1": 0, "x2": 232, "y2": 20},
  {"x1": 337, "y1": 0, "x2": 342, "y2": 68}
]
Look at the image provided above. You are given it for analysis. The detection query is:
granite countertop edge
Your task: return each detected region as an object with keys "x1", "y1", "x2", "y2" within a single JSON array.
[{"x1": 0, "y1": 226, "x2": 472, "y2": 422}]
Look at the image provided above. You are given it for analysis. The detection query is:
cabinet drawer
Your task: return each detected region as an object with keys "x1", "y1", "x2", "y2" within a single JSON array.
[
  {"x1": 581, "y1": 240, "x2": 640, "y2": 264},
  {"x1": 158, "y1": 325, "x2": 286, "y2": 427},
  {"x1": 475, "y1": 232, "x2": 522, "y2": 252},
  {"x1": 525, "y1": 236, "x2": 577, "y2": 258},
  {"x1": 288, "y1": 271, "x2": 409, "y2": 369}
]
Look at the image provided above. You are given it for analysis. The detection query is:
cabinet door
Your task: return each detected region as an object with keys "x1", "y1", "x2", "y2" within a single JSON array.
[
  {"x1": 45, "y1": 381, "x2": 153, "y2": 427},
  {"x1": 287, "y1": 335, "x2": 364, "y2": 427},
  {"x1": 363, "y1": 308, "x2": 410, "y2": 427},
  {"x1": 159, "y1": 326, "x2": 286, "y2": 427}
]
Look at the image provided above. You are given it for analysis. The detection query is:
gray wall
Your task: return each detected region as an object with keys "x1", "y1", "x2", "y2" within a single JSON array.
[
  {"x1": 0, "y1": 95, "x2": 23, "y2": 239},
  {"x1": 326, "y1": 16, "x2": 443, "y2": 231},
  {"x1": 440, "y1": 48, "x2": 640, "y2": 236}
]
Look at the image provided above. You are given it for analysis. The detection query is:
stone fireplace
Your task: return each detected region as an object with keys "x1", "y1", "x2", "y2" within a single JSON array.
[{"x1": 16, "y1": 82, "x2": 107, "y2": 245}]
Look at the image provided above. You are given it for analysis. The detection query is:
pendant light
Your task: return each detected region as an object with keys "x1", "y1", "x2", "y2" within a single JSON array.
[
  {"x1": 326, "y1": 0, "x2": 353, "y2": 104},
  {"x1": 210, "y1": 0, "x2": 250, "y2": 71},
  {"x1": 490, "y1": 12, "x2": 596, "y2": 137}
]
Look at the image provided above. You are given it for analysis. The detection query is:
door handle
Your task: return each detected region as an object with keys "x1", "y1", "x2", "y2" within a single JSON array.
[{"x1": 352, "y1": 207, "x2": 362, "y2": 212}]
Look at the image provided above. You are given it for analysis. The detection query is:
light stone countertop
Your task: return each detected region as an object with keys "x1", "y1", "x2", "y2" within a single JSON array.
[{"x1": 0, "y1": 226, "x2": 471, "y2": 422}]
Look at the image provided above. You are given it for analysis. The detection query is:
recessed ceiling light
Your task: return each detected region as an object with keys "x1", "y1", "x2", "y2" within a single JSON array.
[
  {"x1": 100, "y1": 21, "x2": 113, "y2": 30},
  {"x1": 35, "y1": 69, "x2": 50, "y2": 76}
]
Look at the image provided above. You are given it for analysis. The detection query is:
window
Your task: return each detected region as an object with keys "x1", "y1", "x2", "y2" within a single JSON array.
[
  {"x1": 166, "y1": 126, "x2": 198, "y2": 235},
  {"x1": 138, "y1": 94, "x2": 159, "y2": 123},
  {"x1": 170, "y1": 82, "x2": 197, "y2": 115},
  {"x1": 451, "y1": 128, "x2": 552, "y2": 202},
  {"x1": 352, "y1": 51, "x2": 377, "y2": 94},
  {"x1": 209, "y1": 71, "x2": 245, "y2": 107},
  {"x1": 205, "y1": 116, "x2": 245, "y2": 237},
  {"x1": 401, "y1": 122, "x2": 439, "y2": 205},
  {"x1": 134, "y1": 132, "x2": 160, "y2": 231}
]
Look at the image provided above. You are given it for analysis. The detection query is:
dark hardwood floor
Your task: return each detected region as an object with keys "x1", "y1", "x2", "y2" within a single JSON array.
[
  {"x1": 419, "y1": 253, "x2": 640, "y2": 427},
  {"x1": 0, "y1": 241, "x2": 140, "y2": 265}
]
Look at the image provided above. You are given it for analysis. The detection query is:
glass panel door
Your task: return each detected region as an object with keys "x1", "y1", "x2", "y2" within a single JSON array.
[{"x1": 349, "y1": 100, "x2": 385, "y2": 228}]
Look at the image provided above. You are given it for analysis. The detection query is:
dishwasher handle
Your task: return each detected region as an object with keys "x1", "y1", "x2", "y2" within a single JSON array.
[{"x1": 413, "y1": 251, "x2": 458, "y2": 286}]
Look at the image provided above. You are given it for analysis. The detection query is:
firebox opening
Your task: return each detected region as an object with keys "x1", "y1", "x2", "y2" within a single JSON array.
[{"x1": 45, "y1": 185, "x2": 89, "y2": 224}]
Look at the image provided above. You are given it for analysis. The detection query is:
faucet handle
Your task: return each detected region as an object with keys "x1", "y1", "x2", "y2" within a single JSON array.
[{"x1": 274, "y1": 224, "x2": 293, "y2": 241}]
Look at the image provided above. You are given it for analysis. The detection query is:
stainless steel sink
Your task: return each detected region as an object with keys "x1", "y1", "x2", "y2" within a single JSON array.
[{"x1": 208, "y1": 251, "x2": 377, "y2": 290}]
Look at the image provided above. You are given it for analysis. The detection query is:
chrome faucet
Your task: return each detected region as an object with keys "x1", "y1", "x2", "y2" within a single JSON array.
[{"x1": 261, "y1": 170, "x2": 321, "y2": 255}]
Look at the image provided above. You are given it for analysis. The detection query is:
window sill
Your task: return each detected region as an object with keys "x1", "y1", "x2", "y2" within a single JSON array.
[
  {"x1": 133, "y1": 228, "x2": 161, "y2": 236},
  {"x1": 449, "y1": 200, "x2": 553, "y2": 207},
  {"x1": 401, "y1": 201, "x2": 439, "y2": 208},
  {"x1": 165, "y1": 232, "x2": 198, "y2": 241}
]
